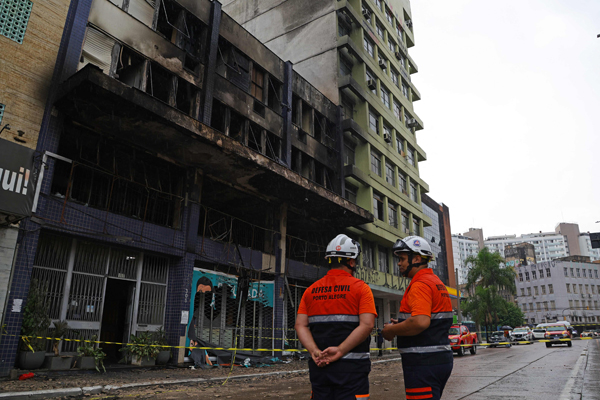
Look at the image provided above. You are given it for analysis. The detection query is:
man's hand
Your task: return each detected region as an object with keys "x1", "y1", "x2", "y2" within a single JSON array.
[
  {"x1": 318, "y1": 346, "x2": 343, "y2": 366},
  {"x1": 382, "y1": 323, "x2": 396, "y2": 341}
]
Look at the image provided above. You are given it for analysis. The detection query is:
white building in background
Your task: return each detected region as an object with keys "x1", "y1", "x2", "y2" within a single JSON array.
[
  {"x1": 452, "y1": 234, "x2": 480, "y2": 284},
  {"x1": 485, "y1": 232, "x2": 568, "y2": 262},
  {"x1": 579, "y1": 233, "x2": 600, "y2": 262}
]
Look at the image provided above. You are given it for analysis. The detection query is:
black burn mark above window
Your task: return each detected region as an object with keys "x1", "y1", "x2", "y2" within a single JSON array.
[{"x1": 116, "y1": 46, "x2": 146, "y2": 90}]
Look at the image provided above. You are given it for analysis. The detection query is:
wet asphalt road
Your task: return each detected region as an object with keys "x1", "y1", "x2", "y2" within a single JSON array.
[
  {"x1": 445, "y1": 339, "x2": 600, "y2": 400},
  {"x1": 94, "y1": 339, "x2": 600, "y2": 399}
]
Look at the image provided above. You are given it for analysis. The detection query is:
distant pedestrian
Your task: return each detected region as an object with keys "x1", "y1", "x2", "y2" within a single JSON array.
[{"x1": 376, "y1": 328, "x2": 384, "y2": 357}]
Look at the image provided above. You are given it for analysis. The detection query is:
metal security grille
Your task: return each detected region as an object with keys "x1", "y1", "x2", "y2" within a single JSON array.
[
  {"x1": 0, "y1": 103, "x2": 4, "y2": 124},
  {"x1": 284, "y1": 283, "x2": 307, "y2": 350},
  {"x1": 137, "y1": 283, "x2": 166, "y2": 325},
  {"x1": 142, "y1": 255, "x2": 169, "y2": 284},
  {"x1": 62, "y1": 329, "x2": 99, "y2": 353},
  {"x1": 108, "y1": 249, "x2": 138, "y2": 280},
  {"x1": 66, "y1": 274, "x2": 104, "y2": 322},
  {"x1": 0, "y1": 0, "x2": 32, "y2": 44},
  {"x1": 30, "y1": 267, "x2": 66, "y2": 320},
  {"x1": 73, "y1": 240, "x2": 109, "y2": 275},
  {"x1": 33, "y1": 233, "x2": 71, "y2": 270}
]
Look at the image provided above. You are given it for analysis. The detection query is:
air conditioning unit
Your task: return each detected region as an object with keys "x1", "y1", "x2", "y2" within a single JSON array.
[
  {"x1": 379, "y1": 59, "x2": 387, "y2": 69},
  {"x1": 406, "y1": 20, "x2": 413, "y2": 28},
  {"x1": 407, "y1": 118, "x2": 417, "y2": 128},
  {"x1": 362, "y1": 9, "x2": 372, "y2": 19},
  {"x1": 395, "y1": 51, "x2": 403, "y2": 60},
  {"x1": 383, "y1": 132, "x2": 391, "y2": 143},
  {"x1": 367, "y1": 79, "x2": 376, "y2": 90}
]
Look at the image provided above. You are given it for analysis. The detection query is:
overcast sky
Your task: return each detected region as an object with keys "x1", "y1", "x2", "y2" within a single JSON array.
[{"x1": 410, "y1": 0, "x2": 600, "y2": 238}]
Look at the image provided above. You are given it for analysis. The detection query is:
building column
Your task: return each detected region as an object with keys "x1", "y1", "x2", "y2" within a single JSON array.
[
  {"x1": 273, "y1": 203, "x2": 288, "y2": 357},
  {"x1": 281, "y1": 61, "x2": 293, "y2": 168},
  {"x1": 201, "y1": 0, "x2": 222, "y2": 125}
]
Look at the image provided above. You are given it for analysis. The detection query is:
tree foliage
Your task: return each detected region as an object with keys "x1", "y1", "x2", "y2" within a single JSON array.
[
  {"x1": 462, "y1": 248, "x2": 521, "y2": 330},
  {"x1": 497, "y1": 302, "x2": 526, "y2": 328},
  {"x1": 20, "y1": 279, "x2": 51, "y2": 352}
]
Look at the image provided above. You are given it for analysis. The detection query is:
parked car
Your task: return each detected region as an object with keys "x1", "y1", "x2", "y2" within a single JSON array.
[
  {"x1": 510, "y1": 327, "x2": 533, "y2": 342},
  {"x1": 488, "y1": 331, "x2": 511, "y2": 348},
  {"x1": 532, "y1": 328, "x2": 547, "y2": 340},
  {"x1": 580, "y1": 331, "x2": 595, "y2": 338},
  {"x1": 544, "y1": 324, "x2": 572, "y2": 348},
  {"x1": 448, "y1": 325, "x2": 478, "y2": 356}
]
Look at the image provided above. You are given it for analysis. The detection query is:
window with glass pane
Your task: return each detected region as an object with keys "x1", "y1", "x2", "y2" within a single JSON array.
[
  {"x1": 388, "y1": 40, "x2": 395, "y2": 52},
  {"x1": 364, "y1": 36, "x2": 374, "y2": 57},
  {"x1": 396, "y1": 24, "x2": 402, "y2": 38},
  {"x1": 369, "y1": 111, "x2": 379, "y2": 133},
  {"x1": 532, "y1": 270, "x2": 537, "y2": 279},
  {"x1": 362, "y1": 5, "x2": 372, "y2": 22},
  {"x1": 393, "y1": 254, "x2": 400, "y2": 275},
  {"x1": 393, "y1": 101, "x2": 401, "y2": 120},
  {"x1": 401, "y1": 211, "x2": 409, "y2": 233},
  {"x1": 398, "y1": 172, "x2": 407, "y2": 193},
  {"x1": 344, "y1": 143, "x2": 355, "y2": 166},
  {"x1": 373, "y1": 193, "x2": 384, "y2": 220},
  {"x1": 371, "y1": 151, "x2": 381, "y2": 176},
  {"x1": 362, "y1": 240, "x2": 374, "y2": 268},
  {"x1": 386, "y1": 9, "x2": 394, "y2": 24},
  {"x1": 385, "y1": 162, "x2": 394, "y2": 185},
  {"x1": 340, "y1": 56, "x2": 352, "y2": 76},
  {"x1": 388, "y1": 203, "x2": 398, "y2": 228},
  {"x1": 374, "y1": 0, "x2": 381, "y2": 9},
  {"x1": 398, "y1": 52, "x2": 406, "y2": 68},
  {"x1": 345, "y1": 183, "x2": 357, "y2": 203},
  {"x1": 410, "y1": 182, "x2": 417, "y2": 202},
  {"x1": 381, "y1": 87, "x2": 390, "y2": 108},
  {"x1": 378, "y1": 247, "x2": 388, "y2": 272},
  {"x1": 391, "y1": 70, "x2": 399, "y2": 86},
  {"x1": 376, "y1": 22, "x2": 384, "y2": 38},
  {"x1": 402, "y1": 81, "x2": 409, "y2": 99},
  {"x1": 539, "y1": 269, "x2": 544, "y2": 278},
  {"x1": 342, "y1": 94, "x2": 354, "y2": 120},
  {"x1": 407, "y1": 147, "x2": 415, "y2": 166},
  {"x1": 412, "y1": 217, "x2": 419, "y2": 235},
  {"x1": 339, "y1": 17, "x2": 351, "y2": 36}
]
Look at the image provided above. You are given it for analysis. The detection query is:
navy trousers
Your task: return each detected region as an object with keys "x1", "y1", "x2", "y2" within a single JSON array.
[{"x1": 402, "y1": 362, "x2": 453, "y2": 400}]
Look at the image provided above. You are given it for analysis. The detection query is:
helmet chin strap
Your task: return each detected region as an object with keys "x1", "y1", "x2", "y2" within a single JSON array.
[{"x1": 402, "y1": 253, "x2": 428, "y2": 278}]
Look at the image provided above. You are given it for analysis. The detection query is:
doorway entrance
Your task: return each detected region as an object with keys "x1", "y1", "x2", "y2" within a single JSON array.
[{"x1": 100, "y1": 279, "x2": 136, "y2": 361}]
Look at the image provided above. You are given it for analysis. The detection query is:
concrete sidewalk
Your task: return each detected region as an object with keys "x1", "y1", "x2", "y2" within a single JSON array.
[{"x1": 582, "y1": 338, "x2": 600, "y2": 400}]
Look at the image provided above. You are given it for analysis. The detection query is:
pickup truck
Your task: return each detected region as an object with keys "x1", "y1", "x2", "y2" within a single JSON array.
[{"x1": 448, "y1": 324, "x2": 478, "y2": 356}]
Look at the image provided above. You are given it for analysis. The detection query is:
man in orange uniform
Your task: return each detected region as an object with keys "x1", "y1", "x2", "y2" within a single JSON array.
[
  {"x1": 382, "y1": 236, "x2": 453, "y2": 400},
  {"x1": 295, "y1": 234, "x2": 377, "y2": 400}
]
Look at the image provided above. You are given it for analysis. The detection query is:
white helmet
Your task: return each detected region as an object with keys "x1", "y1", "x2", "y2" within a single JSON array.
[
  {"x1": 325, "y1": 234, "x2": 361, "y2": 259},
  {"x1": 393, "y1": 236, "x2": 433, "y2": 259}
]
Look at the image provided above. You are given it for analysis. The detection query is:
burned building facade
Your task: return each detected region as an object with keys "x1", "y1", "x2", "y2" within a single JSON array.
[{"x1": 0, "y1": 0, "x2": 373, "y2": 374}]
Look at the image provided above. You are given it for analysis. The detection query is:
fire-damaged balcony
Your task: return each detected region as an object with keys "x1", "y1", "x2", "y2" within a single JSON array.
[{"x1": 53, "y1": 65, "x2": 372, "y2": 228}]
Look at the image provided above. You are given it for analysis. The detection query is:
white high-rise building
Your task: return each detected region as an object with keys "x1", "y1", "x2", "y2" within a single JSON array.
[
  {"x1": 485, "y1": 232, "x2": 568, "y2": 262},
  {"x1": 452, "y1": 234, "x2": 480, "y2": 284},
  {"x1": 579, "y1": 233, "x2": 600, "y2": 262}
]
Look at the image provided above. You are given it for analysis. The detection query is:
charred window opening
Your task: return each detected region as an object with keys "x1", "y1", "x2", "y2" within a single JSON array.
[
  {"x1": 176, "y1": 77, "x2": 198, "y2": 116},
  {"x1": 267, "y1": 77, "x2": 282, "y2": 114},
  {"x1": 182, "y1": 13, "x2": 206, "y2": 66},
  {"x1": 210, "y1": 99, "x2": 227, "y2": 133},
  {"x1": 248, "y1": 122, "x2": 263, "y2": 154},
  {"x1": 291, "y1": 95, "x2": 301, "y2": 126},
  {"x1": 146, "y1": 62, "x2": 173, "y2": 104},
  {"x1": 155, "y1": 0, "x2": 185, "y2": 44},
  {"x1": 116, "y1": 46, "x2": 146, "y2": 90},
  {"x1": 253, "y1": 100, "x2": 265, "y2": 117},
  {"x1": 251, "y1": 66, "x2": 265, "y2": 101},
  {"x1": 52, "y1": 125, "x2": 184, "y2": 228},
  {"x1": 291, "y1": 147, "x2": 302, "y2": 174},
  {"x1": 301, "y1": 154, "x2": 315, "y2": 181},
  {"x1": 314, "y1": 111, "x2": 325, "y2": 143},
  {"x1": 229, "y1": 109, "x2": 246, "y2": 143},
  {"x1": 324, "y1": 120, "x2": 337, "y2": 148},
  {"x1": 265, "y1": 131, "x2": 281, "y2": 161},
  {"x1": 301, "y1": 101, "x2": 313, "y2": 135},
  {"x1": 216, "y1": 39, "x2": 250, "y2": 90},
  {"x1": 314, "y1": 162, "x2": 334, "y2": 190}
]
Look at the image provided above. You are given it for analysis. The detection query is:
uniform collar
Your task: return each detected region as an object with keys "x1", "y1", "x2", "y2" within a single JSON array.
[
  {"x1": 411, "y1": 268, "x2": 433, "y2": 280},
  {"x1": 327, "y1": 269, "x2": 353, "y2": 277}
]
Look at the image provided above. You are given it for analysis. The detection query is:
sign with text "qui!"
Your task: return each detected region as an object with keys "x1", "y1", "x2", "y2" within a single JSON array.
[{"x1": 0, "y1": 138, "x2": 35, "y2": 218}]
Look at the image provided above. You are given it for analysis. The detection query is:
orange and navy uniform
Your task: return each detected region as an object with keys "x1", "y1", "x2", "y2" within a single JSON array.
[
  {"x1": 297, "y1": 269, "x2": 377, "y2": 373},
  {"x1": 397, "y1": 268, "x2": 454, "y2": 400},
  {"x1": 397, "y1": 268, "x2": 453, "y2": 366}
]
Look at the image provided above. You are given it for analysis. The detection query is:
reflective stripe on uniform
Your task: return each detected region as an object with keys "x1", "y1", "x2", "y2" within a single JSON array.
[
  {"x1": 341, "y1": 352, "x2": 370, "y2": 360},
  {"x1": 398, "y1": 312, "x2": 452, "y2": 320},
  {"x1": 398, "y1": 345, "x2": 451, "y2": 354},
  {"x1": 431, "y1": 312, "x2": 453, "y2": 319},
  {"x1": 308, "y1": 315, "x2": 360, "y2": 323}
]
